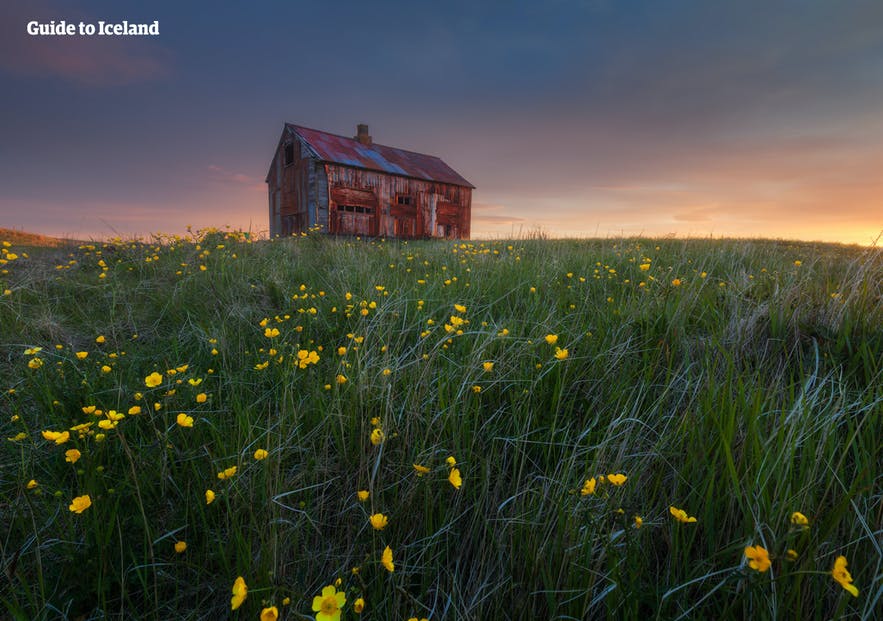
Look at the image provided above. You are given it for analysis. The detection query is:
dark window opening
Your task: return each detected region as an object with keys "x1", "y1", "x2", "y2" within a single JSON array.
[
  {"x1": 396, "y1": 195, "x2": 413, "y2": 206},
  {"x1": 284, "y1": 143, "x2": 294, "y2": 166},
  {"x1": 339, "y1": 205, "x2": 374, "y2": 214}
]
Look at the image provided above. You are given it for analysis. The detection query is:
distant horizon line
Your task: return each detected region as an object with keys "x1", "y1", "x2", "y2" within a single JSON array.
[{"x1": 2, "y1": 226, "x2": 879, "y2": 248}]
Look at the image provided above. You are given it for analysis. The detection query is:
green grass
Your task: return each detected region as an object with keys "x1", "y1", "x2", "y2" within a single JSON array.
[{"x1": 1, "y1": 231, "x2": 880, "y2": 620}]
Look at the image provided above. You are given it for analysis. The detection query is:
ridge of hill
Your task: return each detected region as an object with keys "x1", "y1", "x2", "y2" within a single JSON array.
[{"x1": 0, "y1": 228, "x2": 79, "y2": 247}]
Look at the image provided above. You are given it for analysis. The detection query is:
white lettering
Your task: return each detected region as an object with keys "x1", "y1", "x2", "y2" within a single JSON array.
[
  {"x1": 27, "y1": 18, "x2": 159, "y2": 36},
  {"x1": 26, "y1": 20, "x2": 77, "y2": 35}
]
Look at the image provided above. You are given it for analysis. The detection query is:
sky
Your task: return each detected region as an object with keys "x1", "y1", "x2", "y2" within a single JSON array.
[{"x1": 1, "y1": 0, "x2": 882, "y2": 245}]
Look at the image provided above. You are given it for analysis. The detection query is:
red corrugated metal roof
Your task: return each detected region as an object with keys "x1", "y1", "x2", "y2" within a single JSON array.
[{"x1": 286, "y1": 123, "x2": 474, "y2": 188}]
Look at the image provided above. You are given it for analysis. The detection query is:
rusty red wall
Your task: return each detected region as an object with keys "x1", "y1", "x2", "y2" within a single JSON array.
[{"x1": 324, "y1": 164, "x2": 471, "y2": 239}]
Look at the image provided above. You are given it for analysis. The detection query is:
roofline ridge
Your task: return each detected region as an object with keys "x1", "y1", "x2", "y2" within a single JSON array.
[{"x1": 285, "y1": 122, "x2": 448, "y2": 161}]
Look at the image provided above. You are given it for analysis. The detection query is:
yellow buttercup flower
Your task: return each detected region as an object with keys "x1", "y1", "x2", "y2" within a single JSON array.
[
  {"x1": 634, "y1": 515, "x2": 643, "y2": 528},
  {"x1": 790, "y1": 511, "x2": 809, "y2": 527},
  {"x1": 65, "y1": 449, "x2": 82, "y2": 463},
  {"x1": 75, "y1": 351, "x2": 88, "y2": 360},
  {"x1": 27, "y1": 479, "x2": 38, "y2": 489},
  {"x1": 42, "y1": 430, "x2": 70, "y2": 445},
  {"x1": 482, "y1": 361, "x2": 494, "y2": 372},
  {"x1": 581, "y1": 477, "x2": 597, "y2": 496},
  {"x1": 607, "y1": 473, "x2": 627, "y2": 486},
  {"x1": 195, "y1": 393, "x2": 207, "y2": 403},
  {"x1": 554, "y1": 347, "x2": 569, "y2": 360},
  {"x1": 260, "y1": 606, "x2": 278, "y2": 621},
  {"x1": 231, "y1": 576, "x2": 247, "y2": 610},
  {"x1": 454, "y1": 303, "x2": 467, "y2": 313},
  {"x1": 174, "y1": 541, "x2": 187, "y2": 553},
  {"x1": 744, "y1": 545, "x2": 771, "y2": 572},
  {"x1": 369, "y1": 513, "x2": 389, "y2": 530},
  {"x1": 381, "y1": 545, "x2": 395, "y2": 572},
  {"x1": 544, "y1": 334, "x2": 558, "y2": 345},
  {"x1": 217, "y1": 466, "x2": 237, "y2": 480},
  {"x1": 671, "y1": 278, "x2": 682, "y2": 286},
  {"x1": 413, "y1": 463, "x2": 430, "y2": 476},
  {"x1": 831, "y1": 555, "x2": 859, "y2": 597},
  {"x1": 448, "y1": 468, "x2": 462, "y2": 489},
  {"x1": 370, "y1": 428, "x2": 385, "y2": 446},
  {"x1": 312, "y1": 584, "x2": 346, "y2": 621},
  {"x1": 296, "y1": 349, "x2": 320, "y2": 368},
  {"x1": 176, "y1": 413, "x2": 194, "y2": 428},
  {"x1": 205, "y1": 489, "x2": 216, "y2": 505},
  {"x1": 446, "y1": 456, "x2": 457, "y2": 467},
  {"x1": 145, "y1": 372, "x2": 163, "y2": 388},
  {"x1": 353, "y1": 597, "x2": 365, "y2": 613},
  {"x1": 264, "y1": 327, "x2": 280, "y2": 338},
  {"x1": 336, "y1": 374, "x2": 348, "y2": 384},
  {"x1": 69, "y1": 494, "x2": 92, "y2": 514},
  {"x1": 253, "y1": 448, "x2": 268, "y2": 460},
  {"x1": 357, "y1": 489, "x2": 369, "y2": 502},
  {"x1": 669, "y1": 506, "x2": 697, "y2": 523}
]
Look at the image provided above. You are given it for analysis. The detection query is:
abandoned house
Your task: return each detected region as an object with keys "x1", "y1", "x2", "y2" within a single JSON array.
[{"x1": 266, "y1": 123, "x2": 474, "y2": 239}]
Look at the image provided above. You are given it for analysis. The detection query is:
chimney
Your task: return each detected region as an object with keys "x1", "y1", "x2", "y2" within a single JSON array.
[{"x1": 355, "y1": 124, "x2": 372, "y2": 145}]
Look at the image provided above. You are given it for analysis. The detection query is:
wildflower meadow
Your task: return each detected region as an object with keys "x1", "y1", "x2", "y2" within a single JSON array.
[{"x1": 1, "y1": 230, "x2": 880, "y2": 619}]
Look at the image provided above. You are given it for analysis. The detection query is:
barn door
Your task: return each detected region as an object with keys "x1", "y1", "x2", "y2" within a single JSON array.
[
  {"x1": 391, "y1": 204, "x2": 417, "y2": 239},
  {"x1": 436, "y1": 201, "x2": 459, "y2": 238},
  {"x1": 334, "y1": 205, "x2": 375, "y2": 236},
  {"x1": 330, "y1": 187, "x2": 378, "y2": 236}
]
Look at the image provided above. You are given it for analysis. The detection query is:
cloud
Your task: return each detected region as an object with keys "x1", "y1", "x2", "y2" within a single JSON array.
[
  {"x1": 0, "y1": 1, "x2": 169, "y2": 85},
  {"x1": 471, "y1": 202, "x2": 527, "y2": 226},
  {"x1": 672, "y1": 207, "x2": 718, "y2": 223},
  {"x1": 207, "y1": 165, "x2": 265, "y2": 193}
]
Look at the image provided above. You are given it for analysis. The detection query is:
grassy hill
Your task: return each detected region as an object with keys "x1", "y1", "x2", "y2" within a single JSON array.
[
  {"x1": 0, "y1": 228, "x2": 77, "y2": 247},
  {"x1": 1, "y1": 230, "x2": 880, "y2": 620}
]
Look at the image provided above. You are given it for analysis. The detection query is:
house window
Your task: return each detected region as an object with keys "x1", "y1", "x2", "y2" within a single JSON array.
[
  {"x1": 284, "y1": 142, "x2": 294, "y2": 166},
  {"x1": 396, "y1": 195, "x2": 413, "y2": 206},
  {"x1": 339, "y1": 205, "x2": 374, "y2": 214}
]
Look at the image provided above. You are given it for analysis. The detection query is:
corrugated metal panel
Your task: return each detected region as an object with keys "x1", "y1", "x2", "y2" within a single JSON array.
[{"x1": 286, "y1": 124, "x2": 475, "y2": 188}]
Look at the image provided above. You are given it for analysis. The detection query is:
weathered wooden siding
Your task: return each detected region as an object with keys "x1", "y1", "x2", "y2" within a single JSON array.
[
  {"x1": 267, "y1": 136, "x2": 320, "y2": 236},
  {"x1": 323, "y1": 164, "x2": 471, "y2": 239}
]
